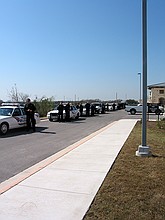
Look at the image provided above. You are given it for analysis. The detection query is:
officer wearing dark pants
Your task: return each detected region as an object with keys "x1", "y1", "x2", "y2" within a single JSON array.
[
  {"x1": 24, "y1": 98, "x2": 36, "y2": 132},
  {"x1": 91, "y1": 104, "x2": 95, "y2": 116},
  {"x1": 85, "y1": 102, "x2": 90, "y2": 117},
  {"x1": 112, "y1": 103, "x2": 116, "y2": 111},
  {"x1": 58, "y1": 102, "x2": 64, "y2": 122},
  {"x1": 65, "y1": 102, "x2": 70, "y2": 121},
  {"x1": 80, "y1": 103, "x2": 83, "y2": 117}
]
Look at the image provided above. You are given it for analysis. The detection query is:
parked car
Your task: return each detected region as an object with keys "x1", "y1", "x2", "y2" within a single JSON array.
[
  {"x1": 0, "y1": 105, "x2": 40, "y2": 135},
  {"x1": 91, "y1": 102, "x2": 102, "y2": 114},
  {"x1": 125, "y1": 103, "x2": 164, "y2": 115},
  {"x1": 81, "y1": 104, "x2": 90, "y2": 116},
  {"x1": 105, "y1": 103, "x2": 117, "y2": 111},
  {"x1": 47, "y1": 105, "x2": 80, "y2": 121}
]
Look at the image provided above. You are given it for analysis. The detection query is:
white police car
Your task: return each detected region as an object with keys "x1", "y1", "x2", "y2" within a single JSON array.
[
  {"x1": 0, "y1": 105, "x2": 40, "y2": 135},
  {"x1": 47, "y1": 105, "x2": 80, "y2": 121}
]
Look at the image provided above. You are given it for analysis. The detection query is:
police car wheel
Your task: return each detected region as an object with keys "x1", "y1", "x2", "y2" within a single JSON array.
[
  {"x1": 155, "y1": 109, "x2": 161, "y2": 115},
  {"x1": 130, "y1": 109, "x2": 136, "y2": 115},
  {"x1": 0, "y1": 123, "x2": 9, "y2": 135},
  {"x1": 75, "y1": 113, "x2": 79, "y2": 119}
]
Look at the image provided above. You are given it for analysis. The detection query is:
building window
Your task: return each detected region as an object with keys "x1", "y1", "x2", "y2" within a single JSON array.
[{"x1": 159, "y1": 90, "x2": 164, "y2": 94}]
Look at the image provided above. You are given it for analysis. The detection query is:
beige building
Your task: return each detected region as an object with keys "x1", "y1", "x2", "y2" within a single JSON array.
[{"x1": 148, "y1": 82, "x2": 165, "y2": 105}]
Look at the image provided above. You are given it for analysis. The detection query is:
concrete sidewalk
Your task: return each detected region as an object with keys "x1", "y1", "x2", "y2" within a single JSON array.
[{"x1": 0, "y1": 119, "x2": 137, "y2": 220}]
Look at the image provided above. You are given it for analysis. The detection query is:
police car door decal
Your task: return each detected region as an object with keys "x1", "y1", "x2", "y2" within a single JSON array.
[{"x1": 13, "y1": 108, "x2": 26, "y2": 125}]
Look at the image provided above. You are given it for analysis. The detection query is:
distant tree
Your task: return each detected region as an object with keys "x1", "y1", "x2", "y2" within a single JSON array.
[
  {"x1": 7, "y1": 84, "x2": 55, "y2": 117},
  {"x1": 8, "y1": 84, "x2": 19, "y2": 102},
  {"x1": 126, "y1": 99, "x2": 138, "y2": 105},
  {"x1": 8, "y1": 84, "x2": 29, "y2": 102},
  {"x1": 19, "y1": 93, "x2": 29, "y2": 102},
  {"x1": 33, "y1": 96, "x2": 55, "y2": 117},
  {"x1": 0, "y1": 99, "x2": 3, "y2": 105}
]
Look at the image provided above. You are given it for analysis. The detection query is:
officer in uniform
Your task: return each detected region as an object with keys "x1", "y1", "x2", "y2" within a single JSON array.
[
  {"x1": 57, "y1": 102, "x2": 64, "y2": 122},
  {"x1": 85, "y1": 102, "x2": 90, "y2": 117},
  {"x1": 80, "y1": 103, "x2": 83, "y2": 117},
  {"x1": 65, "y1": 102, "x2": 70, "y2": 121},
  {"x1": 24, "y1": 98, "x2": 36, "y2": 132}
]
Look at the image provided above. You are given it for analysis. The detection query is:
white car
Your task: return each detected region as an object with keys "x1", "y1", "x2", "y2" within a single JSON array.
[
  {"x1": 91, "y1": 102, "x2": 102, "y2": 114},
  {"x1": 125, "y1": 103, "x2": 164, "y2": 115},
  {"x1": 0, "y1": 105, "x2": 40, "y2": 135},
  {"x1": 47, "y1": 105, "x2": 80, "y2": 121}
]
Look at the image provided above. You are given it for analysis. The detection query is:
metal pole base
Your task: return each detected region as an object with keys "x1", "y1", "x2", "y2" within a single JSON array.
[{"x1": 136, "y1": 145, "x2": 151, "y2": 157}]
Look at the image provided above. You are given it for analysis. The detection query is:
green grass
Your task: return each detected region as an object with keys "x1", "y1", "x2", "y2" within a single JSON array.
[{"x1": 83, "y1": 121, "x2": 165, "y2": 220}]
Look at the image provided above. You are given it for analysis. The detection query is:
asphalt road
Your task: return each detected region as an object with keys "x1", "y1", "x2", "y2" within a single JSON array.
[{"x1": 0, "y1": 110, "x2": 161, "y2": 183}]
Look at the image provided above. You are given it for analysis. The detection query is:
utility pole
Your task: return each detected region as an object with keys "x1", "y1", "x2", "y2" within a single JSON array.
[
  {"x1": 136, "y1": 0, "x2": 151, "y2": 156},
  {"x1": 138, "y1": 72, "x2": 142, "y2": 103}
]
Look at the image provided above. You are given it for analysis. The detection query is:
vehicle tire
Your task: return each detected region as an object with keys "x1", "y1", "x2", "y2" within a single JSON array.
[
  {"x1": 0, "y1": 122, "x2": 9, "y2": 135},
  {"x1": 130, "y1": 109, "x2": 136, "y2": 115},
  {"x1": 49, "y1": 118, "x2": 58, "y2": 122},
  {"x1": 75, "y1": 113, "x2": 79, "y2": 119},
  {"x1": 155, "y1": 109, "x2": 161, "y2": 115}
]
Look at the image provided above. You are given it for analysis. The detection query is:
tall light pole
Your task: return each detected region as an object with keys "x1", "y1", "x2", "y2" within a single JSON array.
[
  {"x1": 138, "y1": 72, "x2": 142, "y2": 103},
  {"x1": 136, "y1": 0, "x2": 151, "y2": 156}
]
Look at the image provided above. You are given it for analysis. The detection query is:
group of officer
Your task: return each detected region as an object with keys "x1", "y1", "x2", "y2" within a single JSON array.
[
  {"x1": 57, "y1": 102, "x2": 71, "y2": 122},
  {"x1": 57, "y1": 102, "x2": 100, "y2": 122},
  {"x1": 76, "y1": 102, "x2": 106, "y2": 117},
  {"x1": 57, "y1": 102, "x2": 105, "y2": 122},
  {"x1": 24, "y1": 99, "x2": 118, "y2": 128}
]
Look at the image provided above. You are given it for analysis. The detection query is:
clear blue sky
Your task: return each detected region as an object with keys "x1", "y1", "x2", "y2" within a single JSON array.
[{"x1": 0, "y1": 0, "x2": 164, "y2": 102}]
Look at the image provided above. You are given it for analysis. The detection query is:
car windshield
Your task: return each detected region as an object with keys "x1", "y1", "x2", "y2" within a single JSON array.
[
  {"x1": 53, "y1": 105, "x2": 77, "y2": 110},
  {"x1": 0, "y1": 108, "x2": 14, "y2": 116},
  {"x1": 93, "y1": 104, "x2": 101, "y2": 107}
]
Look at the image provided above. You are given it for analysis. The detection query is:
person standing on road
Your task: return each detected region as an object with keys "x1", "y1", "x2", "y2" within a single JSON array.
[
  {"x1": 112, "y1": 103, "x2": 116, "y2": 111},
  {"x1": 57, "y1": 102, "x2": 64, "y2": 122},
  {"x1": 101, "y1": 103, "x2": 105, "y2": 114},
  {"x1": 85, "y1": 102, "x2": 90, "y2": 117},
  {"x1": 91, "y1": 104, "x2": 95, "y2": 116},
  {"x1": 76, "y1": 103, "x2": 80, "y2": 110},
  {"x1": 65, "y1": 102, "x2": 70, "y2": 121},
  {"x1": 24, "y1": 98, "x2": 36, "y2": 132},
  {"x1": 80, "y1": 103, "x2": 83, "y2": 117}
]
